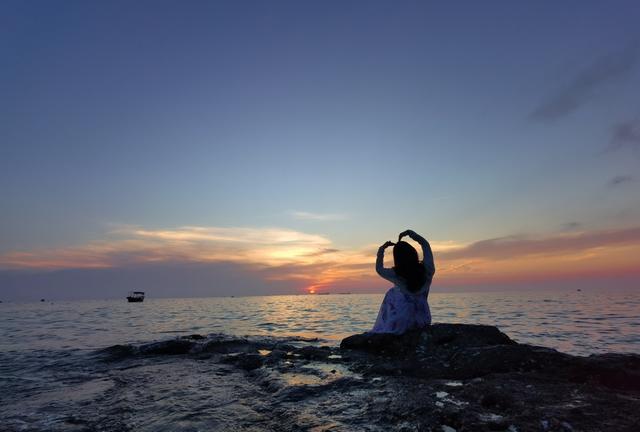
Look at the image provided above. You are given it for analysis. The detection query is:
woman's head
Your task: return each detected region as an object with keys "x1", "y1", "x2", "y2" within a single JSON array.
[{"x1": 393, "y1": 241, "x2": 427, "y2": 292}]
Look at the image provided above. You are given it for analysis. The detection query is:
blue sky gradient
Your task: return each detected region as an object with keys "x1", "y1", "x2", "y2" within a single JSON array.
[{"x1": 2, "y1": 1, "x2": 640, "y2": 298}]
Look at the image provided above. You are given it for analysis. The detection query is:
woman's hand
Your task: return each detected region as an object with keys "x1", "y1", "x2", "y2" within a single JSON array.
[
  {"x1": 398, "y1": 229, "x2": 416, "y2": 242},
  {"x1": 381, "y1": 241, "x2": 395, "y2": 249}
]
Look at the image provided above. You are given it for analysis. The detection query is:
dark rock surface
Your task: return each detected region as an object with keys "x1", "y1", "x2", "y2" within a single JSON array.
[
  {"x1": 341, "y1": 324, "x2": 640, "y2": 390},
  {"x1": 82, "y1": 324, "x2": 640, "y2": 432},
  {"x1": 338, "y1": 324, "x2": 640, "y2": 431},
  {"x1": 341, "y1": 324, "x2": 516, "y2": 354}
]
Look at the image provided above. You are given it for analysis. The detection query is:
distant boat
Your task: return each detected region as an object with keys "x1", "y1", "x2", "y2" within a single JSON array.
[{"x1": 127, "y1": 291, "x2": 145, "y2": 303}]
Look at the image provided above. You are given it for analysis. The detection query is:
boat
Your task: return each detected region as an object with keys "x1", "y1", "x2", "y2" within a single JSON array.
[{"x1": 126, "y1": 291, "x2": 145, "y2": 302}]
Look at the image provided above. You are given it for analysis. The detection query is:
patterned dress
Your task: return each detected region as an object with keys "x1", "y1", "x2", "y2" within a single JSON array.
[{"x1": 371, "y1": 235, "x2": 435, "y2": 334}]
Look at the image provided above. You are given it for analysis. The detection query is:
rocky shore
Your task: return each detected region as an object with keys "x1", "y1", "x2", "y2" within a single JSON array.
[{"x1": 91, "y1": 324, "x2": 640, "y2": 432}]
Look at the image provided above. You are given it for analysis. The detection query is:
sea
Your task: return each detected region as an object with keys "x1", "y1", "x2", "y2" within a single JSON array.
[{"x1": 1, "y1": 290, "x2": 639, "y2": 431}]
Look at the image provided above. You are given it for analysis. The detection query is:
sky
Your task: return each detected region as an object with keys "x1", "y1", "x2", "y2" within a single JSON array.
[{"x1": 1, "y1": 1, "x2": 640, "y2": 300}]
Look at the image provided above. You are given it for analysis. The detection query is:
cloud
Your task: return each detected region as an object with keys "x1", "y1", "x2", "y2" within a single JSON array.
[
  {"x1": 432, "y1": 226, "x2": 640, "y2": 288},
  {"x1": 0, "y1": 225, "x2": 375, "y2": 296},
  {"x1": 290, "y1": 211, "x2": 347, "y2": 221},
  {"x1": 608, "y1": 175, "x2": 634, "y2": 188},
  {"x1": 609, "y1": 118, "x2": 640, "y2": 153},
  {"x1": 560, "y1": 221, "x2": 582, "y2": 231},
  {"x1": 531, "y1": 46, "x2": 638, "y2": 121},
  {"x1": 1, "y1": 224, "x2": 639, "y2": 299},
  {"x1": 438, "y1": 226, "x2": 640, "y2": 261},
  {"x1": 133, "y1": 226, "x2": 330, "y2": 246},
  {"x1": 303, "y1": 248, "x2": 341, "y2": 257},
  {"x1": 2, "y1": 223, "x2": 442, "y2": 296},
  {"x1": 0, "y1": 226, "x2": 335, "y2": 270}
]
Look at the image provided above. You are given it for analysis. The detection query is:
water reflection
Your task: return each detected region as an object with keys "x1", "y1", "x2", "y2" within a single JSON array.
[{"x1": 1, "y1": 290, "x2": 638, "y2": 355}]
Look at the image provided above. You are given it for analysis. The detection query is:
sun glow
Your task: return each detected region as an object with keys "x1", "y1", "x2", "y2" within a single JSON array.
[{"x1": 1, "y1": 224, "x2": 640, "y2": 291}]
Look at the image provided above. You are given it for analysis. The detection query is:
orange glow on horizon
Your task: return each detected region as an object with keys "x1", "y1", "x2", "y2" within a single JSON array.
[{"x1": 1, "y1": 225, "x2": 639, "y2": 290}]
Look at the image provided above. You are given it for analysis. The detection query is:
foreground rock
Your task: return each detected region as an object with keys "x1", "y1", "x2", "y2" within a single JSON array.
[
  {"x1": 340, "y1": 324, "x2": 640, "y2": 431},
  {"x1": 91, "y1": 324, "x2": 640, "y2": 432},
  {"x1": 341, "y1": 324, "x2": 640, "y2": 390}
]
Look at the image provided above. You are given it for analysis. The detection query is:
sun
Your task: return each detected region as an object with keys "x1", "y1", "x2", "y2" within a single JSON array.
[{"x1": 306, "y1": 286, "x2": 317, "y2": 294}]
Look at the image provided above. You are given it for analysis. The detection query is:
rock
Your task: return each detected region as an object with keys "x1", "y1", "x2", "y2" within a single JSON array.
[
  {"x1": 181, "y1": 334, "x2": 206, "y2": 340},
  {"x1": 89, "y1": 324, "x2": 640, "y2": 432},
  {"x1": 340, "y1": 324, "x2": 515, "y2": 356},
  {"x1": 340, "y1": 324, "x2": 640, "y2": 390},
  {"x1": 223, "y1": 353, "x2": 264, "y2": 370},
  {"x1": 560, "y1": 421, "x2": 574, "y2": 432},
  {"x1": 340, "y1": 331, "x2": 420, "y2": 355},
  {"x1": 480, "y1": 389, "x2": 513, "y2": 409},
  {"x1": 297, "y1": 346, "x2": 332, "y2": 360},
  {"x1": 424, "y1": 324, "x2": 516, "y2": 348},
  {"x1": 445, "y1": 344, "x2": 570, "y2": 379},
  {"x1": 200, "y1": 335, "x2": 253, "y2": 353},
  {"x1": 98, "y1": 344, "x2": 137, "y2": 361},
  {"x1": 138, "y1": 338, "x2": 195, "y2": 355},
  {"x1": 478, "y1": 413, "x2": 508, "y2": 430},
  {"x1": 568, "y1": 353, "x2": 640, "y2": 390},
  {"x1": 238, "y1": 354, "x2": 264, "y2": 370}
]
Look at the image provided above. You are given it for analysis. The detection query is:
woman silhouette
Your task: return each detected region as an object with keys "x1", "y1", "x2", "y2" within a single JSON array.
[{"x1": 371, "y1": 229, "x2": 435, "y2": 334}]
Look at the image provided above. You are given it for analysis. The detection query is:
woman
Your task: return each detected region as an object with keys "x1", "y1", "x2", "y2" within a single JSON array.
[{"x1": 371, "y1": 229, "x2": 436, "y2": 334}]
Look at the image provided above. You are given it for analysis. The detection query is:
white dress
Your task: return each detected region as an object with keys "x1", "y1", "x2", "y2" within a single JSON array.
[{"x1": 371, "y1": 235, "x2": 435, "y2": 334}]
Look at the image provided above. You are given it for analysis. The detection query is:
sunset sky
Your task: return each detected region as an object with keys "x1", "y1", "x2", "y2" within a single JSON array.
[{"x1": 2, "y1": 1, "x2": 640, "y2": 300}]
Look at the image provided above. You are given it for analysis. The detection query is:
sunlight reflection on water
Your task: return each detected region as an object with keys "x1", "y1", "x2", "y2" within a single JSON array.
[{"x1": 1, "y1": 290, "x2": 638, "y2": 355}]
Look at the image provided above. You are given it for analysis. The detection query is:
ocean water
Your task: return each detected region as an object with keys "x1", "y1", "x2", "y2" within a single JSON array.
[
  {"x1": 1, "y1": 290, "x2": 639, "y2": 431},
  {"x1": 2, "y1": 290, "x2": 639, "y2": 355}
]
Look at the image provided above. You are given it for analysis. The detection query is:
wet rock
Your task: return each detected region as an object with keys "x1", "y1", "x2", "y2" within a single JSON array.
[
  {"x1": 340, "y1": 324, "x2": 640, "y2": 390},
  {"x1": 181, "y1": 334, "x2": 206, "y2": 340},
  {"x1": 99, "y1": 344, "x2": 137, "y2": 361},
  {"x1": 424, "y1": 323, "x2": 516, "y2": 348},
  {"x1": 239, "y1": 354, "x2": 264, "y2": 370},
  {"x1": 200, "y1": 334, "x2": 253, "y2": 354},
  {"x1": 479, "y1": 389, "x2": 513, "y2": 409},
  {"x1": 477, "y1": 413, "x2": 508, "y2": 430},
  {"x1": 567, "y1": 353, "x2": 640, "y2": 390},
  {"x1": 138, "y1": 338, "x2": 195, "y2": 355},
  {"x1": 340, "y1": 324, "x2": 515, "y2": 355},
  {"x1": 560, "y1": 421, "x2": 575, "y2": 432},
  {"x1": 340, "y1": 331, "x2": 422, "y2": 355},
  {"x1": 297, "y1": 346, "x2": 333, "y2": 360},
  {"x1": 308, "y1": 422, "x2": 342, "y2": 432},
  {"x1": 85, "y1": 324, "x2": 640, "y2": 432},
  {"x1": 445, "y1": 344, "x2": 570, "y2": 379},
  {"x1": 223, "y1": 353, "x2": 264, "y2": 370}
]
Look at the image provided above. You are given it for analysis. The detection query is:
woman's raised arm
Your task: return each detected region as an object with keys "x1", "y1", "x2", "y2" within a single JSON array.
[
  {"x1": 376, "y1": 241, "x2": 397, "y2": 282},
  {"x1": 398, "y1": 229, "x2": 435, "y2": 276}
]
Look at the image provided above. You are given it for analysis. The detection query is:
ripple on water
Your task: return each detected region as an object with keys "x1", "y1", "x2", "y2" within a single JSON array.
[{"x1": 1, "y1": 291, "x2": 639, "y2": 355}]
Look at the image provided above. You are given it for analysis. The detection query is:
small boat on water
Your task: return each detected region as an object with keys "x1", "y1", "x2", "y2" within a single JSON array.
[{"x1": 126, "y1": 291, "x2": 145, "y2": 302}]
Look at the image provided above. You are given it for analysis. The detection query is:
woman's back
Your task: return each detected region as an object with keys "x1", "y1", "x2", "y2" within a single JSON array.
[
  {"x1": 370, "y1": 230, "x2": 435, "y2": 334},
  {"x1": 371, "y1": 287, "x2": 431, "y2": 334}
]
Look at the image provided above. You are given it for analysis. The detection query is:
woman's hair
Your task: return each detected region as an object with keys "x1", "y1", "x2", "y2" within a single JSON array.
[{"x1": 393, "y1": 241, "x2": 427, "y2": 292}]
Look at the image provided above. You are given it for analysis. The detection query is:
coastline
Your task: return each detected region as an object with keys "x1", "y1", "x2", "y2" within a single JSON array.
[{"x1": 3, "y1": 324, "x2": 638, "y2": 431}]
